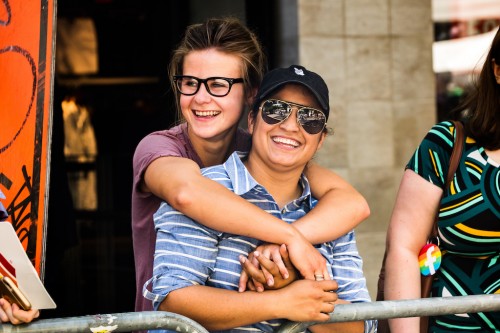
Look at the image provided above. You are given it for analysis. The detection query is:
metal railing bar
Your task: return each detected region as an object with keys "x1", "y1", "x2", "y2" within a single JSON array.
[
  {"x1": 277, "y1": 294, "x2": 500, "y2": 332},
  {"x1": 0, "y1": 311, "x2": 209, "y2": 333},
  {"x1": 2, "y1": 295, "x2": 500, "y2": 333}
]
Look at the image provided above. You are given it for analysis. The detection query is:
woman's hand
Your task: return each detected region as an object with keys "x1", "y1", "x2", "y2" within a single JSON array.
[
  {"x1": 238, "y1": 244, "x2": 298, "y2": 292},
  {"x1": 286, "y1": 233, "x2": 330, "y2": 282},
  {"x1": 275, "y1": 279, "x2": 338, "y2": 323},
  {"x1": 0, "y1": 298, "x2": 39, "y2": 325}
]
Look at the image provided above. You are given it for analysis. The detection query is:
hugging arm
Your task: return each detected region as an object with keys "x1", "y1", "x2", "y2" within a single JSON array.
[
  {"x1": 385, "y1": 170, "x2": 442, "y2": 333},
  {"x1": 239, "y1": 161, "x2": 370, "y2": 290},
  {"x1": 144, "y1": 157, "x2": 368, "y2": 280},
  {"x1": 144, "y1": 156, "x2": 327, "y2": 280},
  {"x1": 298, "y1": 161, "x2": 370, "y2": 243}
]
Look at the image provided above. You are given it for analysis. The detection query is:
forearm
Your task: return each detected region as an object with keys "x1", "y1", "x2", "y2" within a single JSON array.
[
  {"x1": 293, "y1": 189, "x2": 369, "y2": 244},
  {"x1": 385, "y1": 249, "x2": 421, "y2": 300},
  {"x1": 309, "y1": 299, "x2": 365, "y2": 333},
  {"x1": 383, "y1": 170, "x2": 442, "y2": 333},
  {"x1": 147, "y1": 157, "x2": 331, "y2": 280},
  {"x1": 159, "y1": 286, "x2": 281, "y2": 331},
  {"x1": 300, "y1": 162, "x2": 370, "y2": 244},
  {"x1": 146, "y1": 157, "x2": 301, "y2": 245},
  {"x1": 310, "y1": 322, "x2": 364, "y2": 333},
  {"x1": 385, "y1": 248, "x2": 422, "y2": 332},
  {"x1": 171, "y1": 175, "x2": 302, "y2": 243},
  {"x1": 159, "y1": 280, "x2": 337, "y2": 331}
]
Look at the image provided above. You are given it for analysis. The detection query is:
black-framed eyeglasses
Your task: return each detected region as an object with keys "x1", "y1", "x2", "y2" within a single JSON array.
[
  {"x1": 173, "y1": 75, "x2": 244, "y2": 97},
  {"x1": 259, "y1": 99, "x2": 327, "y2": 135}
]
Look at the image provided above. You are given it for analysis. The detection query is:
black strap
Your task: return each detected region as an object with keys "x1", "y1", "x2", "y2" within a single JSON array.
[
  {"x1": 423, "y1": 120, "x2": 465, "y2": 301},
  {"x1": 429, "y1": 120, "x2": 464, "y2": 240}
]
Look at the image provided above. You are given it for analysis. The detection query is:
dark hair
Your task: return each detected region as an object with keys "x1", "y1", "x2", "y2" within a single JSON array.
[
  {"x1": 169, "y1": 17, "x2": 267, "y2": 120},
  {"x1": 454, "y1": 27, "x2": 500, "y2": 149}
]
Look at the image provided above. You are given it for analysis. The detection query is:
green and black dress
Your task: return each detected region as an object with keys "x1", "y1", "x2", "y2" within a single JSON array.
[{"x1": 407, "y1": 121, "x2": 500, "y2": 332}]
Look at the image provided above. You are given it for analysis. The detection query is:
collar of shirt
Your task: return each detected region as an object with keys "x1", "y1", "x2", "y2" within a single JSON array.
[{"x1": 218, "y1": 151, "x2": 314, "y2": 209}]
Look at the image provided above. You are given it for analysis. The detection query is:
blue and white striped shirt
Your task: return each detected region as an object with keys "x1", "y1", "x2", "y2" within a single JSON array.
[{"x1": 145, "y1": 151, "x2": 375, "y2": 333}]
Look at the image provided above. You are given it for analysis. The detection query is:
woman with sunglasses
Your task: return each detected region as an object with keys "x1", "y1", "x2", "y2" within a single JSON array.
[
  {"x1": 132, "y1": 17, "x2": 370, "y2": 316},
  {"x1": 146, "y1": 65, "x2": 375, "y2": 333}
]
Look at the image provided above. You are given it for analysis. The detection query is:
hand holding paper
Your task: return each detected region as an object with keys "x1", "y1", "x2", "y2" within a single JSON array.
[{"x1": 0, "y1": 222, "x2": 55, "y2": 310}]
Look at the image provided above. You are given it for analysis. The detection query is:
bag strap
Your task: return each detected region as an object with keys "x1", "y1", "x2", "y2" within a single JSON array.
[
  {"x1": 422, "y1": 120, "x2": 465, "y2": 300},
  {"x1": 445, "y1": 121, "x2": 465, "y2": 192},
  {"x1": 429, "y1": 120, "x2": 465, "y2": 239}
]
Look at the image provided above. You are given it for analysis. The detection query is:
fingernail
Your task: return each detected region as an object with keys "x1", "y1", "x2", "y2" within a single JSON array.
[
  {"x1": 254, "y1": 251, "x2": 260, "y2": 257},
  {"x1": 267, "y1": 278, "x2": 274, "y2": 286},
  {"x1": 239, "y1": 256, "x2": 246, "y2": 264},
  {"x1": 257, "y1": 286, "x2": 264, "y2": 292},
  {"x1": 283, "y1": 273, "x2": 289, "y2": 279}
]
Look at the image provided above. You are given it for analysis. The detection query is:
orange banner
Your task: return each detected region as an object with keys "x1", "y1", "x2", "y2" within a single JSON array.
[{"x1": 0, "y1": 0, "x2": 56, "y2": 277}]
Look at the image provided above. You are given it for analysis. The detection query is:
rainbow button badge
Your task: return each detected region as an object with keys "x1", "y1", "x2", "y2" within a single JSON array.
[{"x1": 418, "y1": 243, "x2": 442, "y2": 276}]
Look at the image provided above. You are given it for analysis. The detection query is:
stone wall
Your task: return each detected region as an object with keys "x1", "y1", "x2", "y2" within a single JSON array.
[{"x1": 297, "y1": 0, "x2": 436, "y2": 298}]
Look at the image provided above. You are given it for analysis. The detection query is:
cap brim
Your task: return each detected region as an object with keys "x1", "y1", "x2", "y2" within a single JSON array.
[{"x1": 258, "y1": 80, "x2": 329, "y2": 112}]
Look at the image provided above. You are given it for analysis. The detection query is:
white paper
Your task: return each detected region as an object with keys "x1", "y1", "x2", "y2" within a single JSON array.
[{"x1": 0, "y1": 222, "x2": 56, "y2": 309}]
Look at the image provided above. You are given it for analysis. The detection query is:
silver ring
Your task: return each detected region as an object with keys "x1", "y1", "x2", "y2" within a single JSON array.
[{"x1": 315, "y1": 274, "x2": 324, "y2": 281}]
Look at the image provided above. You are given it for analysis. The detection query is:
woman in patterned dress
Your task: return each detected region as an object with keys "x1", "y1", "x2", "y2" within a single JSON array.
[{"x1": 384, "y1": 26, "x2": 500, "y2": 332}]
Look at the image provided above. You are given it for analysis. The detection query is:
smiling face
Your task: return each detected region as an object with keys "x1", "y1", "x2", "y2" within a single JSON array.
[
  {"x1": 180, "y1": 49, "x2": 247, "y2": 143},
  {"x1": 248, "y1": 83, "x2": 326, "y2": 173}
]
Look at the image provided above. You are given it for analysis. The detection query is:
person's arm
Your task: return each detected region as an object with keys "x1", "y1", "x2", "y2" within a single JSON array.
[
  {"x1": 149, "y1": 202, "x2": 336, "y2": 331},
  {"x1": 298, "y1": 161, "x2": 370, "y2": 244},
  {"x1": 0, "y1": 298, "x2": 39, "y2": 325},
  {"x1": 237, "y1": 163, "x2": 370, "y2": 290},
  {"x1": 159, "y1": 280, "x2": 337, "y2": 331},
  {"x1": 385, "y1": 170, "x2": 442, "y2": 333},
  {"x1": 308, "y1": 298, "x2": 365, "y2": 333},
  {"x1": 144, "y1": 156, "x2": 328, "y2": 280}
]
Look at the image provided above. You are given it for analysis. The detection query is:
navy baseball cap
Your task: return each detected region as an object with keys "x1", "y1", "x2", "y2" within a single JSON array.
[{"x1": 255, "y1": 65, "x2": 330, "y2": 120}]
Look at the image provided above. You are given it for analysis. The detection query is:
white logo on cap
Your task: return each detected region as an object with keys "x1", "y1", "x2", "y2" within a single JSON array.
[{"x1": 294, "y1": 67, "x2": 304, "y2": 76}]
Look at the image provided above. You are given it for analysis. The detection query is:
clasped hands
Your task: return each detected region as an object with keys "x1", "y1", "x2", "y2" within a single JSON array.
[{"x1": 238, "y1": 243, "x2": 334, "y2": 292}]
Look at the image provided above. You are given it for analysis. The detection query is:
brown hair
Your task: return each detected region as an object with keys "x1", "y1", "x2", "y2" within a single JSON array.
[
  {"x1": 169, "y1": 17, "x2": 267, "y2": 121},
  {"x1": 455, "y1": 27, "x2": 500, "y2": 149}
]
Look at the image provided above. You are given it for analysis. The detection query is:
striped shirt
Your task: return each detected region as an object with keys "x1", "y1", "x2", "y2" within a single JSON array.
[{"x1": 144, "y1": 151, "x2": 375, "y2": 333}]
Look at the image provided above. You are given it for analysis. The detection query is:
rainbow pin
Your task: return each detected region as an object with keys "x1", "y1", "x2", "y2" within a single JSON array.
[{"x1": 418, "y1": 243, "x2": 442, "y2": 276}]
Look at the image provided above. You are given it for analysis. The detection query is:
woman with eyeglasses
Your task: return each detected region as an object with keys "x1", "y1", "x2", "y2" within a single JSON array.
[
  {"x1": 132, "y1": 17, "x2": 370, "y2": 317},
  {"x1": 147, "y1": 65, "x2": 375, "y2": 333}
]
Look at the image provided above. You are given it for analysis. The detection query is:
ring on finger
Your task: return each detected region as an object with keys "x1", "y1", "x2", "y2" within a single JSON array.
[{"x1": 315, "y1": 274, "x2": 324, "y2": 281}]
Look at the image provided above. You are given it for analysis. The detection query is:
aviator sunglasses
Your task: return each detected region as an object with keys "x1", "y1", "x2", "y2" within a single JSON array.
[{"x1": 259, "y1": 99, "x2": 327, "y2": 135}]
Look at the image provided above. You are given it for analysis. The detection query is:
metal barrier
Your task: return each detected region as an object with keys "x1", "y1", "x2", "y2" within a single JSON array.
[
  {"x1": 2, "y1": 295, "x2": 500, "y2": 332},
  {"x1": 0, "y1": 311, "x2": 208, "y2": 333},
  {"x1": 277, "y1": 294, "x2": 500, "y2": 333}
]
